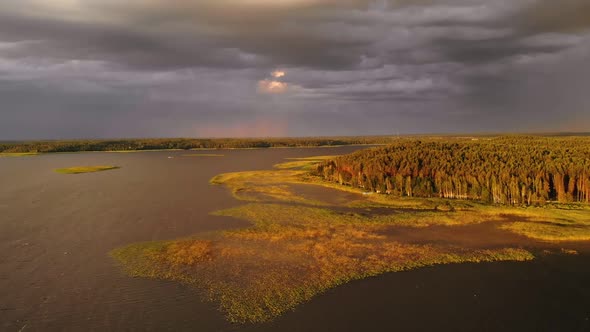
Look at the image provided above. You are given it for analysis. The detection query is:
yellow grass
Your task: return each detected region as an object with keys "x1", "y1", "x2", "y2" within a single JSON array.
[
  {"x1": 274, "y1": 156, "x2": 340, "y2": 170},
  {"x1": 55, "y1": 166, "x2": 120, "y2": 174},
  {"x1": 0, "y1": 152, "x2": 39, "y2": 157},
  {"x1": 113, "y1": 204, "x2": 532, "y2": 323},
  {"x1": 285, "y1": 156, "x2": 340, "y2": 160},
  {"x1": 210, "y1": 170, "x2": 325, "y2": 205},
  {"x1": 301, "y1": 172, "x2": 590, "y2": 241},
  {"x1": 273, "y1": 160, "x2": 319, "y2": 169},
  {"x1": 112, "y1": 155, "x2": 590, "y2": 324},
  {"x1": 500, "y1": 221, "x2": 590, "y2": 241}
]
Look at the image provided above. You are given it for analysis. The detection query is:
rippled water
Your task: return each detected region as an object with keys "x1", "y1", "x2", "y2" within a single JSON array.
[{"x1": 1, "y1": 147, "x2": 589, "y2": 331}]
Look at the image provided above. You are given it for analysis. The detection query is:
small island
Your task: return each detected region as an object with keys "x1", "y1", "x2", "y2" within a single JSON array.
[
  {"x1": 55, "y1": 166, "x2": 120, "y2": 174},
  {"x1": 0, "y1": 152, "x2": 39, "y2": 157}
]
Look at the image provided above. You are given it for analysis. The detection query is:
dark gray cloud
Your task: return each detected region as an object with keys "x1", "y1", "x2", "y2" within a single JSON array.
[{"x1": 1, "y1": 0, "x2": 589, "y2": 139}]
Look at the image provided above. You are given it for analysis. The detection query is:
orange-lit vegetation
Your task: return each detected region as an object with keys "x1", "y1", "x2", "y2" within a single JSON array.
[
  {"x1": 112, "y1": 202, "x2": 533, "y2": 323},
  {"x1": 317, "y1": 136, "x2": 590, "y2": 205},
  {"x1": 55, "y1": 166, "x2": 120, "y2": 174},
  {"x1": 209, "y1": 170, "x2": 324, "y2": 205},
  {"x1": 274, "y1": 156, "x2": 338, "y2": 170},
  {"x1": 113, "y1": 144, "x2": 590, "y2": 323},
  {"x1": 212, "y1": 157, "x2": 590, "y2": 240},
  {"x1": 0, "y1": 152, "x2": 38, "y2": 157}
]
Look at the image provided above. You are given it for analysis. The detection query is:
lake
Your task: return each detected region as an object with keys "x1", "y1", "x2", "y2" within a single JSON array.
[{"x1": 1, "y1": 147, "x2": 589, "y2": 331}]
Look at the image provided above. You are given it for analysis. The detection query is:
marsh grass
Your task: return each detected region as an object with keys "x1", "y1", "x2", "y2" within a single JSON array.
[
  {"x1": 285, "y1": 156, "x2": 339, "y2": 160},
  {"x1": 112, "y1": 155, "x2": 590, "y2": 323},
  {"x1": 298, "y1": 173, "x2": 590, "y2": 241},
  {"x1": 113, "y1": 203, "x2": 533, "y2": 323},
  {"x1": 469, "y1": 204, "x2": 590, "y2": 241},
  {"x1": 273, "y1": 160, "x2": 319, "y2": 170},
  {"x1": 55, "y1": 166, "x2": 120, "y2": 174},
  {"x1": 274, "y1": 156, "x2": 339, "y2": 170},
  {"x1": 500, "y1": 221, "x2": 590, "y2": 241},
  {"x1": 210, "y1": 170, "x2": 326, "y2": 205},
  {"x1": 0, "y1": 152, "x2": 39, "y2": 157},
  {"x1": 357, "y1": 194, "x2": 590, "y2": 241}
]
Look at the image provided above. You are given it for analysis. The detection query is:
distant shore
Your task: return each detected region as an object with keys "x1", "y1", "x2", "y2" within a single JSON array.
[
  {"x1": 0, "y1": 144, "x2": 385, "y2": 156},
  {"x1": 2, "y1": 133, "x2": 589, "y2": 154},
  {"x1": 0, "y1": 137, "x2": 394, "y2": 154}
]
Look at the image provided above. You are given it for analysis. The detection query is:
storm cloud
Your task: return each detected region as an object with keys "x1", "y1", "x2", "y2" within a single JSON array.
[{"x1": 1, "y1": 0, "x2": 589, "y2": 138}]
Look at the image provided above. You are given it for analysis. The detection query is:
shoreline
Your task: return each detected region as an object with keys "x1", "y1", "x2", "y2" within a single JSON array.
[
  {"x1": 112, "y1": 154, "x2": 590, "y2": 323},
  {"x1": 0, "y1": 144, "x2": 383, "y2": 156}
]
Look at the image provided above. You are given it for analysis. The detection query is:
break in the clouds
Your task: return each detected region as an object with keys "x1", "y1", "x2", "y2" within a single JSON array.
[{"x1": 1, "y1": 0, "x2": 589, "y2": 139}]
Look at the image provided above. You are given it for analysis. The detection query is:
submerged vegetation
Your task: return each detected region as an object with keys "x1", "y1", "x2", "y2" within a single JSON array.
[
  {"x1": 113, "y1": 140, "x2": 590, "y2": 323},
  {"x1": 115, "y1": 159, "x2": 588, "y2": 321},
  {"x1": 210, "y1": 161, "x2": 590, "y2": 241},
  {"x1": 55, "y1": 166, "x2": 120, "y2": 174},
  {"x1": 0, "y1": 152, "x2": 39, "y2": 157},
  {"x1": 210, "y1": 169, "x2": 324, "y2": 205},
  {"x1": 112, "y1": 201, "x2": 533, "y2": 323},
  {"x1": 500, "y1": 216, "x2": 590, "y2": 242}
]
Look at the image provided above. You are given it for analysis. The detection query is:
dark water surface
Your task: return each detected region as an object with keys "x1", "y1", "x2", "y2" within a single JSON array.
[{"x1": 1, "y1": 147, "x2": 589, "y2": 332}]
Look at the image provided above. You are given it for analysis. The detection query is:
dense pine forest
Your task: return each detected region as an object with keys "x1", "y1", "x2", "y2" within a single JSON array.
[
  {"x1": 0, "y1": 137, "x2": 397, "y2": 153},
  {"x1": 316, "y1": 137, "x2": 590, "y2": 205}
]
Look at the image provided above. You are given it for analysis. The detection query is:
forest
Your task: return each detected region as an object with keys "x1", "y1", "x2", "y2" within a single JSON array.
[
  {"x1": 0, "y1": 136, "x2": 398, "y2": 153},
  {"x1": 316, "y1": 136, "x2": 590, "y2": 205}
]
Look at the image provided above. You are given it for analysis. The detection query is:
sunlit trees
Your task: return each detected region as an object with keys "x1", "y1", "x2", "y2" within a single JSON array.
[{"x1": 317, "y1": 137, "x2": 590, "y2": 205}]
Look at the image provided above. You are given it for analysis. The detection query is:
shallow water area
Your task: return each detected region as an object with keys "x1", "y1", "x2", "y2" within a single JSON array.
[
  {"x1": 1, "y1": 146, "x2": 589, "y2": 331},
  {"x1": 0, "y1": 147, "x2": 362, "y2": 331}
]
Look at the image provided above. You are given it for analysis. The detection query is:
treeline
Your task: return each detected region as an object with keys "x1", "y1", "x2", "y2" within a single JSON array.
[
  {"x1": 0, "y1": 137, "x2": 398, "y2": 153},
  {"x1": 316, "y1": 137, "x2": 590, "y2": 205}
]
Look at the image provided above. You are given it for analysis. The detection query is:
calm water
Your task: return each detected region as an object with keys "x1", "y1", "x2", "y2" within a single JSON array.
[{"x1": 1, "y1": 147, "x2": 589, "y2": 332}]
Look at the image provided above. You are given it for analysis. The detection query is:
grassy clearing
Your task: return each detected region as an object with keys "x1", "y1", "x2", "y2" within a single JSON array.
[
  {"x1": 182, "y1": 154, "x2": 225, "y2": 157},
  {"x1": 210, "y1": 170, "x2": 305, "y2": 186},
  {"x1": 299, "y1": 174, "x2": 590, "y2": 241},
  {"x1": 217, "y1": 203, "x2": 493, "y2": 229},
  {"x1": 459, "y1": 203, "x2": 590, "y2": 241},
  {"x1": 500, "y1": 219, "x2": 590, "y2": 241},
  {"x1": 273, "y1": 160, "x2": 320, "y2": 170},
  {"x1": 358, "y1": 195, "x2": 590, "y2": 241},
  {"x1": 285, "y1": 156, "x2": 339, "y2": 160},
  {"x1": 212, "y1": 163, "x2": 590, "y2": 239},
  {"x1": 210, "y1": 170, "x2": 326, "y2": 205},
  {"x1": 55, "y1": 166, "x2": 120, "y2": 174},
  {"x1": 0, "y1": 152, "x2": 39, "y2": 157},
  {"x1": 113, "y1": 204, "x2": 532, "y2": 323},
  {"x1": 274, "y1": 156, "x2": 339, "y2": 170}
]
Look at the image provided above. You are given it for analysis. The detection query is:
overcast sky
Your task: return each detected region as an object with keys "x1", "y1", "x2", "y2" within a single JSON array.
[{"x1": 1, "y1": 0, "x2": 589, "y2": 139}]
